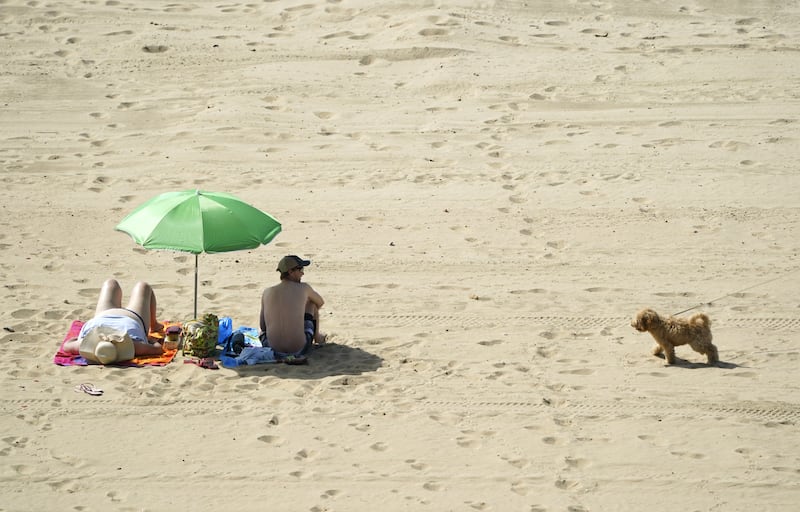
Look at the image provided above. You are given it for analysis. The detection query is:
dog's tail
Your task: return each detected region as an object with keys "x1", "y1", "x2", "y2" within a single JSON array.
[{"x1": 689, "y1": 313, "x2": 711, "y2": 328}]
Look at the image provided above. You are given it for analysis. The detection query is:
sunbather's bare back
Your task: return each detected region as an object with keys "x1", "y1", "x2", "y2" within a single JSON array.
[{"x1": 259, "y1": 255, "x2": 325, "y2": 354}]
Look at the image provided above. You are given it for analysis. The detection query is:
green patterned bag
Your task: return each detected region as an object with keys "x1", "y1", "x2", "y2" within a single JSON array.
[{"x1": 182, "y1": 313, "x2": 219, "y2": 358}]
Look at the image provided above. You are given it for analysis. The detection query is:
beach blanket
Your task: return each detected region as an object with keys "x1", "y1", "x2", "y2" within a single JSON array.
[
  {"x1": 220, "y1": 346, "x2": 277, "y2": 367},
  {"x1": 54, "y1": 320, "x2": 180, "y2": 367},
  {"x1": 219, "y1": 325, "x2": 274, "y2": 367}
]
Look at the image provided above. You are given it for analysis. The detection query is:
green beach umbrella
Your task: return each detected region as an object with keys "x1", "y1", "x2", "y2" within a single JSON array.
[{"x1": 116, "y1": 190, "x2": 281, "y2": 318}]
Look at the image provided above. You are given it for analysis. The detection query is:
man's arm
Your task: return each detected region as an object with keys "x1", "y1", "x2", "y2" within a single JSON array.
[
  {"x1": 306, "y1": 285, "x2": 324, "y2": 309},
  {"x1": 134, "y1": 342, "x2": 164, "y2": 356},
  {"x1": 259, "y1": 293, "x2": 267, "y2": 334}
]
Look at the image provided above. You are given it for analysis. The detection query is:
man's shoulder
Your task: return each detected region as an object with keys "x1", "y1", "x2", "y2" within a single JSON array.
[
  {"x1": 262, "y1": 283, "x2": 284, "y2": 296},
  {"x1": 267, "y1": 281, "x2": 309, "y2": 293}
]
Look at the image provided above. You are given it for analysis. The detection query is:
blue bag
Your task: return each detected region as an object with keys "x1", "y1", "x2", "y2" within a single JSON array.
[{"x1": 218, "y1": 316, "x2": 233, "y2": 344}]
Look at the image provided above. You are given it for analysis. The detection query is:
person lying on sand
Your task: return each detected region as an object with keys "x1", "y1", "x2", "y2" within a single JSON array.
[
  {"x1": 259, "y1": 255, "x2": 327, "y2": 358},
  {"x1": 63, "y1": 278, "x2": 165, "y2": 362}
]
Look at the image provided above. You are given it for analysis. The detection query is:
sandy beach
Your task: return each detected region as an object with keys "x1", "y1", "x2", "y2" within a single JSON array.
[{"x1": 1, "y1": 0, "x2": 799, "y2": 510}]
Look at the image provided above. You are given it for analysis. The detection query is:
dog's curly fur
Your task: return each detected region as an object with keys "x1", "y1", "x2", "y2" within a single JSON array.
[{"x1": 631, "y1": 308, "x2": 719, "y2": 365}]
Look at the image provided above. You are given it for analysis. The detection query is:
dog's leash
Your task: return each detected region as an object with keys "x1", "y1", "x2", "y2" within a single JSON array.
[{"x1": 672, "y1": 267, "x2": 799, "y2": 316}]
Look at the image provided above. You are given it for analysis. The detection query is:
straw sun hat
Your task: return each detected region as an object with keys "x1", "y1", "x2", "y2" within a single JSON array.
[{"x1": 79, "y1": 325, "x2": 135, "y2": 364}]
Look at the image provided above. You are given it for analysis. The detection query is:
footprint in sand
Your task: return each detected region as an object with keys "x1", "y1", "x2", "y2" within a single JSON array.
[
  {"x1": 1, "y1": 436, "x2": 29, "y2": 455},
  {"x1": 423, "y1": 481, "x2": 443, "y2": 491},
  {"x1": 283, "y1": 4, "x2": 315, "y2": 13},
  {"x1": 554, "y1": 477, "x2": 578, "y2": 490},
  {"x1": 511, "y1": 479, "x2": 537, "y2": 496},
  {"x1": 321, "y1": 31, "x2": 354, "y2": 40},
  {"x1": 542, "y1": 436, "x2": 567, "y2": 446},
  {"x1": 506, "y1": 457, "x2": 530, "y2": 469},
  {"x1": 559, "y1": 368, "x2": 594, "y2": 376},
  {"x1": 455, "y1": 430, "x2": 486, "y2": 448},
  {"x1": 564, "y1": 456, "x2": 590, "y2": 469},
  {"x1": 11, "y1": 309, "x2": 37, "y2": 319},
  {"x1": 725, "y1": 371, "x2": 757, "y2": 378},
  {"x1": 142, "y1": 45, "x2": 168, "y2": 53},
  {"x1": 294, "y1": 448, "x2": 316, "y2": 461},
  {"x1": 406, "y1": 459, "x2": 429, "y2": 471},
  {"x1": 419, "y1": 28, "x2": 448, "y2": 36},
  {"x1": 671, "y1": 450, "x2": 706, "y2": 459}
]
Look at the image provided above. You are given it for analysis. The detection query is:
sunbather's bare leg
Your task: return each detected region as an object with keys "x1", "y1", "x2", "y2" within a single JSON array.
[
  {"x1": 95, "y1": 278, "x2": 123, "y2": 314},
  {"x1": 94, "y1": 279, "x2": 161, "y2": 333},
  {"x1": 126, "y1": 281, "x2": 163, "y2": 334},
  {"x1": 62, "y1": 279, "x2": 163, "y2": 355}
]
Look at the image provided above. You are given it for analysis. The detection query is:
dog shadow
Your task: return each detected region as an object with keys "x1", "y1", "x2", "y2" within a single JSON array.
[
  {"x1": 655, "y1": 354, "x2": 744, "y2": 370},
  {"x1": 223, "y1": 342, "x2": 383, "y2": 379}
]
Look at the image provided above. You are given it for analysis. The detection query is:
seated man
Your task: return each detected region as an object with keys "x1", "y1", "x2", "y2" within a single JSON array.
[
  {"x1": 259, "y1": 255, "x2": 326, "y2": 357},
  {"x1": 64, "y1": 278, "x2": 165, "y2": 362}
]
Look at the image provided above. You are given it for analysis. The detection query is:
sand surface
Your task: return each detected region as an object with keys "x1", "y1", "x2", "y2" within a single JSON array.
[{"x1": 1, "y1": 0, "x2": 799, "y2": 510}]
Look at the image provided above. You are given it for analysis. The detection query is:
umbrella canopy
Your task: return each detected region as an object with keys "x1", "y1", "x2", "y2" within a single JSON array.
[{"x1": 116, "y1": 190, "x2": 281, "y2": 317}]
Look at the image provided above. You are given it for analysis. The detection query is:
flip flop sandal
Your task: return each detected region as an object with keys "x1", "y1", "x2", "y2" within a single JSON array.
[
  {"x1": 184, "y1": 357, "x2": 219, "y2": 370},
  {"x1": 74, "y1": 383, "x2": 104, "y2": 396},
  {"x1": 282, "y1": 355, "x2": 308, "y2": 365},
  {"x1": 199, "y1": 358, "x2": 219, "y2": 370}
]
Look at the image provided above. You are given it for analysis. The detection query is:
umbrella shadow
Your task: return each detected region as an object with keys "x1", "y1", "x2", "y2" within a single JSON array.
[{"x1": 223, "y1": 342, "x2": 383, "y2": 379}]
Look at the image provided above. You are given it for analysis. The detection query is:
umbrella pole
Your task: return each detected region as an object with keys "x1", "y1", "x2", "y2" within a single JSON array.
[{"x1": 194, "y1": 253, "x2": 198, "y2": 319}]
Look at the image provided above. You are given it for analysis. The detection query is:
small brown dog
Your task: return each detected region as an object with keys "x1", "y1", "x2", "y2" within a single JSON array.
[{"x1": 631, "y1": 308, "x2": 719, "y2": 365}]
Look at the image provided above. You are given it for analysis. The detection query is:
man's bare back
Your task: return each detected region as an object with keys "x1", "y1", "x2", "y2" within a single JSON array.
[{"x1": 259, "y1": 255, "x2": 324, "y2": 355}]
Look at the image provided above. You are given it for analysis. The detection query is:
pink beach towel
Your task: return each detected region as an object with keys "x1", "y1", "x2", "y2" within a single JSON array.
[{"x1": 54, "y1": 320, "x2": 179, "y2": 367}]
